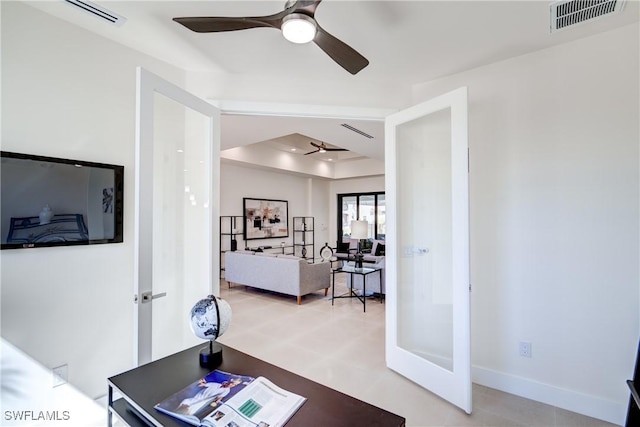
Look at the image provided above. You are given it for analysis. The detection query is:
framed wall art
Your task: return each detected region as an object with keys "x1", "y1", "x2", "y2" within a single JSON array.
[{"x1": 243, "y1": 198, "x2": 289, "y2": 240}]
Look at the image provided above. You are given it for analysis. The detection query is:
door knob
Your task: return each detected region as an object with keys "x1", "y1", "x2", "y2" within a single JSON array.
[{"x1": 139, "y1": 291, "x2": 167, "y2": 304}]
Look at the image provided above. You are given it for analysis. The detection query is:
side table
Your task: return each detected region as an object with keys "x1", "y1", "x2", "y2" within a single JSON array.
[{"x1": 331, "y1": 265, "x2": 382, "y2": 312}]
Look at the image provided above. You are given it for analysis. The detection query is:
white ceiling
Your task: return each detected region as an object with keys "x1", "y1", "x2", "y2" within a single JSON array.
[
  {"x1": 27, "y1": 0, "x2": 639, "y2": 82},
  {"x1": 24, "y1": 0, "x2": 640, "y2": 172}
]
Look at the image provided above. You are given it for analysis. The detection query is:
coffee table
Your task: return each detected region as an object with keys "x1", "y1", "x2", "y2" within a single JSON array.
[{"x1": 108, "y1": 343, "x2": 404, "y2": 427}]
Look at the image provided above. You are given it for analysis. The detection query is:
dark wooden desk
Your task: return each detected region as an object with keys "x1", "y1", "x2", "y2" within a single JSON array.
[{"x1": 108, "y1": 343, "x2": 405, "y2": 427}]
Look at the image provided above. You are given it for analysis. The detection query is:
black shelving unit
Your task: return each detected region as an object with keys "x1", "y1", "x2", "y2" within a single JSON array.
[
  {"x1": 293, "y1": 216, "x2": 314, "y2": 263},
  {"x1": 220, "y1": 215, "x2": 244, "y2": 278}
]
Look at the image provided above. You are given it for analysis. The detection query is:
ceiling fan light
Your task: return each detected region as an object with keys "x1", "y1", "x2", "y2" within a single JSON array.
[{"x1": 282, "y1": 14, "x2": 316, "y2": 44}]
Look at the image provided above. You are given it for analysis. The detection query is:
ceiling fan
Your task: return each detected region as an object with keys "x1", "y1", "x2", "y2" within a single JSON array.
[
  {"x1": 173, "y1": 0, "x2": 369, "y2": 75},
  {"x1": 304, "y1": 141, "x2": 348, "y2": 155}
]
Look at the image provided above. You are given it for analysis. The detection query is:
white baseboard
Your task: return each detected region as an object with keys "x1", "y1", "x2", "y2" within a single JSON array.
[{"x1": 472, "y1": 366, "x2": 626, "y2": 426}]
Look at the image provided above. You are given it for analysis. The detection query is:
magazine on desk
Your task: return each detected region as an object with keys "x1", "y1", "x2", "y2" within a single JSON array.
[{"x1": 154, "y1": 369, "x2": 306, "y2": 427}]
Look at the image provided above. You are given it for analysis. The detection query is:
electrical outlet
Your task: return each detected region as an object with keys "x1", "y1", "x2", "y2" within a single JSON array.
[
  {"x1": 52, "y1": 364, "x2": 68, "y2": 387},
  {"x1": 519, "y1": 341, "x2": 532, "y2": 358}
]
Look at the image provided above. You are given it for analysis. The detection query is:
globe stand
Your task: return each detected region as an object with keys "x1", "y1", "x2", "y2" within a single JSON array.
[
  {"x1": 191, "y1": 295, "x2": 230, "y2": 369},
  {"x1": 199, "y1": 340, "x2": 223, "y2": 368}
]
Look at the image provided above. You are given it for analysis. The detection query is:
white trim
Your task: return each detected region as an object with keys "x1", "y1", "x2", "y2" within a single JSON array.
[
  {"x1": 208, "y1": 99, "x2": 396, "y2": 121},
  {"x1": 472, "y1": 366, "x2": 625, "y2": 425}
]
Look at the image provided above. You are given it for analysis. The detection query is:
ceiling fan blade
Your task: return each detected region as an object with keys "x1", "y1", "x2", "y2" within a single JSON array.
[
  {"x1": 310, "y1": 142, "x2": 321, "y2": 148},
  {"x1": 290, "y1": 0, "x2": 323, "y2": 16},
  {"x1": 325, "y1": 148, "x2": 348, "y2": 151},
  {"x1": 304, "y1": 149, "x2": 319, "y2": 155},
  {"x1": 173, "y1": 10, "x2": 288, "y2": 33},
  {"x1": 313, "y1": 25, "x2": 369, "y2": 75}
]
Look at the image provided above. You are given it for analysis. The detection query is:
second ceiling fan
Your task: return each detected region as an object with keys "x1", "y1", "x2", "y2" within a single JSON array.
[
  {"x1": 305, "y1": 141, "x2": 348, "y2": 155},
  {"x1": 173, "y1": 0, "x2": 369, "y2": 75}
]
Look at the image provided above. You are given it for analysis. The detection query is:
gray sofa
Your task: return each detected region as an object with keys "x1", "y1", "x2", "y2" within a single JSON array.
[{"x1": 224, "y1": 251, "x2": 330, "y2": 304}]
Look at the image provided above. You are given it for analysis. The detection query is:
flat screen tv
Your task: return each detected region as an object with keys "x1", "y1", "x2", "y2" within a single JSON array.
[{"x1": 1, "y1": 151, "x2": 124, "y2": 249}]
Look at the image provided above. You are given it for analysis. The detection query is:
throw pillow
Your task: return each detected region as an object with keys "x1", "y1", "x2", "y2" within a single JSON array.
[
  {"x1": 375, "y1": 243, "x2": 386, "y2": 256},
  {"x1": 337, "y1": 242, "x2": 350, "y2": 253}
]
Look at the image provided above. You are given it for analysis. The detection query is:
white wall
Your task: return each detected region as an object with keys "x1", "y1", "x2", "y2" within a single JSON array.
[
  {"x1": 311, "y1": 179, "x2": 332, "y2": 251},
  {"x1": 220, "y1": 163, "x2": 328, "y2": 251},
  {"x1": 186, "y1": 70, "x2": 410, "y2": 112},
  {"x1": 220, "y1": 163, "x2": 381, "y2": 258},
  {"x1": 1, "y1": 1, "x2": 185, "y2": 399},
  {"x1": 412, "y1": 24, "x2": 639, "y2": 424},
  {"x1": 0, "y1": 3, "x2": 387, "y2": 402},
  {"x1": 5, "y1": 2, "x2": 636, "y2": 424}
]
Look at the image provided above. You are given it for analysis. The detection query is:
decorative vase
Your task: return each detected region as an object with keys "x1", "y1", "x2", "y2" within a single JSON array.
[{"x1": 39, "y1": 204, "x2": 53, "y2": 225}]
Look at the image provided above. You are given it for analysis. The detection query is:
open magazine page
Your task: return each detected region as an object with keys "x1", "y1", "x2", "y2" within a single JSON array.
[
  {"x1": 201, "y1": 377, "x2": 306, "y2": 427},
  {"x1": 154, "y1": 370, "x2": 255, "y2": 426}
]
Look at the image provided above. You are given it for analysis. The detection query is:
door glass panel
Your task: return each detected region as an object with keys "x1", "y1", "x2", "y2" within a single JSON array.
[
  {"x1": 359, "y1": 195, "x2": 375, "y2": 244},
  {"x1": 151, "y1": 92, "x2": 210, "y2": 361},
  {"x1": 396, "y1": 107, "x2": 453, "y2": 371},
  {"x1": 358, "y1": 195, "x2": 376, "y2": 252},
  {"x1": 377, "y1": 195, "x2": 386, "y2": 240},
  {"x1": 341, "y1": 196, "x2": 357, "y2": 239}
]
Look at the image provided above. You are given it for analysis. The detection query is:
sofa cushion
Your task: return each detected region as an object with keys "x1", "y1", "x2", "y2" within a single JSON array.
[
  {"x1": 336, "y1": 241, "x2": 350, "y2": 253},
  {"x1": 276, "y1": 254, "x2": 300, "y2": 260},
  {"x1": 374, "y1": 243, "x2": 386, "y2": 256},
  {"x1": 254, "y1": 252, "x2": 277, "y2": 257},
  {"x1": 235, "y1": 250, "x2": 254, "y2": 255},
  {"x1": 370, "y1": 240, "x2": 385, "y2": 256}
]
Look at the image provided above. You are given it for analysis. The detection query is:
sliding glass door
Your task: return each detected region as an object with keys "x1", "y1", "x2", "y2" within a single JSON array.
[{"x1": 338, "y1": 192, "x2": 385, "y2": 245}]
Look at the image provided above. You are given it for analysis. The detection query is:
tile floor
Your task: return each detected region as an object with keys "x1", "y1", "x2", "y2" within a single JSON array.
[{"x1": 216, "y1": 277, "x2": 620, "y2": 427}]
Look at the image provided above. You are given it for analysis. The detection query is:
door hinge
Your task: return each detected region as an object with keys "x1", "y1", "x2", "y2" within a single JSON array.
[{"x1": 469, "y1": 283, "x2": 472, "y2": 292}]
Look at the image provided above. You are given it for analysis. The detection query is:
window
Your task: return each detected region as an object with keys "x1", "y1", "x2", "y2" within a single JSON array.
[{"x1": 337, "y1": 192, "x2": 385, "y2": 248}]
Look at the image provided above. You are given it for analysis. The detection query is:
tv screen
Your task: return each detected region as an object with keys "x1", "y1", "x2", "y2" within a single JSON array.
[{"x1": 1, "y1": 151, "x2": 124, "y2": 249}]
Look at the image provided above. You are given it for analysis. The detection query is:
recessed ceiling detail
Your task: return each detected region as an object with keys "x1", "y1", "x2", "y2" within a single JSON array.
[
  {"x1": 550, "y1": 0, "x2": 625, "y2": 32},
  {"x1": 64, "y1": 0, "x2": 127, "y2": 26},
  {"x1": 304, "y1": 141, "x2": 348, "y2": 156},
  {"x1": 340, "y1": 123, "x2": 374, "y2": 139}
]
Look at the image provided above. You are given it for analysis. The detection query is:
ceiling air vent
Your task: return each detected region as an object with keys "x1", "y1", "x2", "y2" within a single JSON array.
[
  {"x1": 550, "y1": 0, "x2": 625, "y2": 33},
  {"x1": 340, "y1": 123, "x2": 374, "y2": 139},
  {"x1": 65, "y1": 0, "x2": 127, "y2": 26}
]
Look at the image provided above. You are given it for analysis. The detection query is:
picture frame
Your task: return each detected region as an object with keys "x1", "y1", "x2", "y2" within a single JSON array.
[{"x1": 243, "y1": 198, "x2": 289, "y2": 240}]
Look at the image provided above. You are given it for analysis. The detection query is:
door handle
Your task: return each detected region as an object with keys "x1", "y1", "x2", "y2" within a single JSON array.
[{"x1": 139, "y1": 291, "x2": 167, "y2": 304}]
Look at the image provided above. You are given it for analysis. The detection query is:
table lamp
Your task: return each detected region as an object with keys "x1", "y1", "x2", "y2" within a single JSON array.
[{"x1": 350, "y1": 220, "x2": 369, "y2": 269}]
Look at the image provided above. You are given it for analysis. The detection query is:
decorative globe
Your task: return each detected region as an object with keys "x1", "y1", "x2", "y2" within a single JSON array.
[{"x1": 189, "y1": 295, "x2": 232, "y2": 341}]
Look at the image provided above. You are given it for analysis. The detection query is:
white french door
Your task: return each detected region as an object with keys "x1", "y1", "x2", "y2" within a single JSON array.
[
  {"x1": 385, "y1": 87, "x2": 471, "y2": 413},
  {"x1": 134, "y1": 67, "x2": 221, "y2": 366}
]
